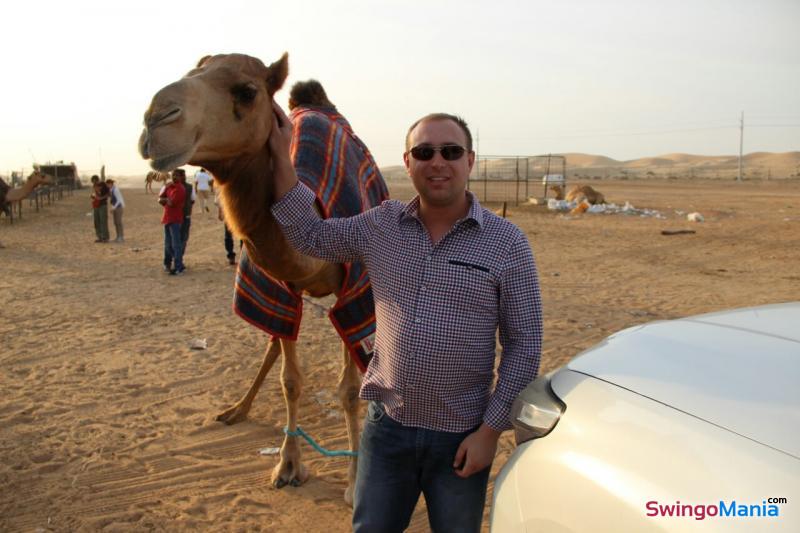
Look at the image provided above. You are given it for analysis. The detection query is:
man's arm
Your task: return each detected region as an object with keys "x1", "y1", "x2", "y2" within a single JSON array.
[
  {"x1": 268, "y1": 102, "x2": 378, "y2": 264},
  {"x1": 453, "y1": 233, "x2": 542, "y2": 478},
  {"x1": 269, "y1": 102, "x2": 299, "y2": 201},
  {"x1": 486, "y1": 233, "x2": 543, "y2": 431}
]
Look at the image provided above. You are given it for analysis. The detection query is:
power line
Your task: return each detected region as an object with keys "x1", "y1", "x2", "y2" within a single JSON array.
[{"x1": 483, "y1": 125, "x2": 737, "y2": 142}]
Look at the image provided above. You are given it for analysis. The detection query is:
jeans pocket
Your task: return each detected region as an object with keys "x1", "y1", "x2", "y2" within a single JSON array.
[{"x1": 366, "y1": 401, "x2": 385, "y2": 424}]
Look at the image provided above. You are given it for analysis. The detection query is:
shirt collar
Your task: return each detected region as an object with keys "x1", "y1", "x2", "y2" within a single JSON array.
[{"x1": 400, "y1": 190, "x2": 484, "y2": 228}]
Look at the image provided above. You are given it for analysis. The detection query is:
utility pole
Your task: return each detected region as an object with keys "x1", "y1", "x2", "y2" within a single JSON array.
[{"x1": 738, "y1": 111, "x2": 744, "y2": 182}]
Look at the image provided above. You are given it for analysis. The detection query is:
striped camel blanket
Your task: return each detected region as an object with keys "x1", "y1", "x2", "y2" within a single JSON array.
[{"x1": 233, "y1": 106, "x2": 389, "y2": 371}]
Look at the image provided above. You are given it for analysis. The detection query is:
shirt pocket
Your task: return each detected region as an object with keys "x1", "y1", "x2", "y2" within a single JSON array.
[{"x1": 437, "y1": 260, "x2": 498, "y2": 315}]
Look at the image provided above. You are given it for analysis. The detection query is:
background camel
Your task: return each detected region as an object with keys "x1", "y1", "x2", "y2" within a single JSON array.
[
  {"x1": 145, "y1": 171, "x2": 170, "y2": 194},
  {"x1": 0, "y1": 171, "x2": 53, "y2": 248},
  {"x1": 139, "y1": 53, "x2": 388, "y2": 505},
  {"x1": 549, "y1": 184, "x2": 566, "y2": 200},
  {"x1": 566, "y1": 184, "x2": 606, "y2": 205}
]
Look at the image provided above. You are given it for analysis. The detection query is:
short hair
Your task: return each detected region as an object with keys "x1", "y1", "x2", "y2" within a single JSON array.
[
  {"x1": 288, "y1": 79, "x2": 335, "y2": 110},
  {"x1": 405, "y1": 113, "x2": 473, "y2": 152},
  {"x1": 90, "y1": 175, "x2": 99, "y2": 182},
  {"x1": 172, "y1": 168, "x2": 186, "y2": 178}
]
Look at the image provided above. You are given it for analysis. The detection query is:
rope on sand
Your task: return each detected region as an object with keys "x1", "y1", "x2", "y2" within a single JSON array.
[{"x1": 284, "y1": 426, "x2": 358, "y2": 457}]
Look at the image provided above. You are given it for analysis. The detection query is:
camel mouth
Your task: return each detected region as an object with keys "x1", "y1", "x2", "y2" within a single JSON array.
[
  {"x1": 150, "y1": 149, "x2": 193, "y2": 172},
  {"x1": 147, "y1": 107, "x2": 182, "y2": 129}
]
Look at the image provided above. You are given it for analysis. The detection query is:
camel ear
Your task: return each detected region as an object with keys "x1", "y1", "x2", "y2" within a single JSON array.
[
  {"x1": 197, "y1": 55, "x2": 212, "y2": 68},
  {"x1": 265, "y1": 52, "x2": 289, "y2": 96}
]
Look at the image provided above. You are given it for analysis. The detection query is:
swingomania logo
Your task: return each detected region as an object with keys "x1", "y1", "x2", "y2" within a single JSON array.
[{"x1": 646, "y1": 498, "x2": 788, "y2": 521}]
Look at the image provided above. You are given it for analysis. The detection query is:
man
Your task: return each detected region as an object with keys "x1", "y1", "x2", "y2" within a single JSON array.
[
  {"x1": 106, "y1": 178, "x2": 125, "y2": 242},
  {"x1": 268, "y1": 104, "x2": 542, "y2": 532},
  {"x1": 159, "y1": 171, "x2": 186, "y2": 275},
  {"x1": 193, "y1": 167, "x2": 213, "y2": 213},
  {"x1": 174, "y1": 169, "x2": 196, "y2": 258},
  {"x1": 90, "y1": 175, "x2": 110, "y2": 243}
]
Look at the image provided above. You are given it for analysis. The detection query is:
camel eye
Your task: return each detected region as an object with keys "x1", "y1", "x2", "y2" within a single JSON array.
[{"x1": 232, "y1": 83, "x2": 257, "y2": 104}]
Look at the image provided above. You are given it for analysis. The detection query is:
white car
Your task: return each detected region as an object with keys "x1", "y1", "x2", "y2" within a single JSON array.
[{"x1": 491, "y1": 303, "x2": 800, "y2": 532}]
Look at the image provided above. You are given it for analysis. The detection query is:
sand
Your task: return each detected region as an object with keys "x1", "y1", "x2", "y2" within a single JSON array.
[{"x1": 2, "y1": 178, "x2": 799, "y2": 532}]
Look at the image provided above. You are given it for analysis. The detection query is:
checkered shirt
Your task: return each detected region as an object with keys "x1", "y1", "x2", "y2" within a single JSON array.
[{"x1": 272, "y1": 181, "x2": 542, "y2": 432}]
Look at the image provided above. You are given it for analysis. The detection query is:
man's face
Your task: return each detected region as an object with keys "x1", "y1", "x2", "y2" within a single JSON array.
[{"x1": 403, "y1": 118, "x2": 474, "y2": 208}]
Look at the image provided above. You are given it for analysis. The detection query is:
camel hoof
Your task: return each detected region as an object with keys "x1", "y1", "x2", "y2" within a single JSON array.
[
  {"x1": 271, "y1": 462, "x2": 309, "y2": 489},
  {"x1": 215, "y1": 405, "x2": 249, "y2": 425},
  {"x1": 344, "y1": 486, "x2": 354, "y2": 508}
]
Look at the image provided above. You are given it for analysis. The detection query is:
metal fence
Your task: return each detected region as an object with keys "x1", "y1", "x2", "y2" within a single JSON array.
[
  {"x1": 1, "y1": 182, "x2": 77, "y2": 225},
  {"x1": 468, "y1": 154, "x2": 566, "y2": 205}
]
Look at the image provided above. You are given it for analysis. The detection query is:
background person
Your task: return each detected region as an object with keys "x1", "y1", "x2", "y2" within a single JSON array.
[
  {"x1": 106, "y1": 178, "x2": 125, "y2": 242},
  {"x1": 159, "y1": 171, "x2": 186, "y2": 275},
  {"x1": 90, "y1": 175, "x2": 110, "y2": 243},
  {"x1": 215, "y1": 189, "x2": 237, "y2": 266},
  {"x1": 174, "y1": 169, "x2": 196, "y2": 259},
  {"x1": 194, "y1": 167, "x2": 213, "y2": 214}
]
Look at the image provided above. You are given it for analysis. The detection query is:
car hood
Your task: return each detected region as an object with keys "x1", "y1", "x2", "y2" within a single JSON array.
[{"x1": 567, "y1": 302, "x2": 800, "y2": 458}]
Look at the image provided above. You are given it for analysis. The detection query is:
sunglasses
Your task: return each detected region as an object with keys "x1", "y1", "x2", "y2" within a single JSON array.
[{"x1": 409, "y1": 144, "x2": 467, "y2": 161}]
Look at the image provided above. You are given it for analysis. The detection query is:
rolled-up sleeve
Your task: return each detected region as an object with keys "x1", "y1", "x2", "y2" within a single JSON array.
[
  {"x1": 484, "y1": 233, "x2": 543, "y2": 431},
  {"x1": 271, "y1": 181, "x2": 379, "y2": 264}
]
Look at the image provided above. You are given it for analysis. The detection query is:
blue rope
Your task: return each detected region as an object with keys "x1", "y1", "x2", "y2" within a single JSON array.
[{"x1": 284, "y1": 426, "x2": 358, "y2": 457}]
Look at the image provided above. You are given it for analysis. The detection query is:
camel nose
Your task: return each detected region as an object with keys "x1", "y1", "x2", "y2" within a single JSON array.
[
  {"x1": 144, "y1": 80, "x2": 189, "y2": 129},
  {"x1": 146, "y1": 105, "x2": 182, "y2": 129}
]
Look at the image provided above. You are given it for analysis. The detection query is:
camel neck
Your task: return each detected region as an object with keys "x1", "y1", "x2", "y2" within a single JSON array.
[{"x1": 211, "y1": 151, "x2": 327, "y2": 282}]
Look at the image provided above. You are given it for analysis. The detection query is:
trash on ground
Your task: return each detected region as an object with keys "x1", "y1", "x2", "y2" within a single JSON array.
[
  {"x1": 259, "y1": 447, "x2": 280, "y2": 456},
  {"x1": 189, "y1": 338, "x2": 208, "y2": 350},
  {"x1": 570, "y1": 200, "x2": 590, "y2": 215},
  {"x1": 548, "y1": 199, "x2": 665, "y2": 219},
  {"x1": 687, "y1": 212, "x2": 705, "y2": 222}
]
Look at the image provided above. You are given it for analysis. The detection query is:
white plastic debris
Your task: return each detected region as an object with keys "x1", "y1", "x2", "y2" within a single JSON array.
[
  {"x1": 687, "y1": 212, "x2": 705, "y2": 222},
  {"x1": 259, "y1": 447, "x2": 280, "y2": 455},
  {"x1": 550, "y1": 198, "x2": 666, "y2": 219},
  {"x1": 189, "y1": 338, "x2": 208, "y2": 350},
  {"x1": 547, "y1": 199, "x2": 574, "y2": 211}
]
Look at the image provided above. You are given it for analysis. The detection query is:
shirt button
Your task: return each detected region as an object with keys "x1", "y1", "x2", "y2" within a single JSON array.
[
  {"x1": 425, "y1": 255, "x2": 432, "y2": 261},
  {"x1": 414, "y1": 318, "x2": 421, "y2": 324},
  {"x1": 420, "y1": 285, "x2": 426, "y2": 291}
]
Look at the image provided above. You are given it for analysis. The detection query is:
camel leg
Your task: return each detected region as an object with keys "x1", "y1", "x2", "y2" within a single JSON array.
[
  {"x1": 216, "y1": 338, "x2": 281, "y2": 424},
  {"x1": 338, "y1": 342, "x2": 362, "y2": 507},
  {"x1": 272, "y1": 338, "x2": 309, "y2": 488}
]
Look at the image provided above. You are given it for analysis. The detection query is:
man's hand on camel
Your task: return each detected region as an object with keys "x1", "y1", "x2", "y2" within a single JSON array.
[{"x1": 269, "y1": 101, "x2": 299, "y2": 200}]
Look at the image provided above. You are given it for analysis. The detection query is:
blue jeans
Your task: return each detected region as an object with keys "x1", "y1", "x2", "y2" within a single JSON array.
[
  {"x1": 224, "y1": 223, "x2": 235, "y2": 260},
  {"x1": 163, "y1": 223, "x2": 184, "y2": 271},
  {"x1": 180, "y1": 216, "x2": 192, "y2": 255},
  {"x1": 353, "y1": 401, "x2": 490, "y2": 533}
]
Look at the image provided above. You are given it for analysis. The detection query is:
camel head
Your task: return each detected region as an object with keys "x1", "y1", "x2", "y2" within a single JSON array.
[
  {"x1": 138, "y1": 52, "x2": 289, "y2": 180},
  {"x1": 27, "y1": 170, "x2": 53, "y2": 187}
]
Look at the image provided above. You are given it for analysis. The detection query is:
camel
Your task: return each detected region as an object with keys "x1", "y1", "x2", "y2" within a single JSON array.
[
  {"x1": 566, "y1": 184, "x2": 606, "y2": 205},
  {"x1": 549, "y1": 184, "x2": 565, "y2": 200},
  {"x1": 0, "y1": 171, "x2": 53, "y2": 248},
  {"x1": 145, "y1": 170, "x2": 170, "y2": 194},
  {"x1": 139, "y1": 53, "x2": 384, "y2": 505}
]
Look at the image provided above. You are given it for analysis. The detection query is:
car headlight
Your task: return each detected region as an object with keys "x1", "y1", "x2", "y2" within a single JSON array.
[{"x1": 510, "y1": 373, "x2": 566, "y2": 444}]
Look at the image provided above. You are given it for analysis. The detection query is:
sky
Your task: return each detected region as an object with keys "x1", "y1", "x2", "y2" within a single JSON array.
[{"x1": 1, "y1": 0, "x2": 798, "y2": 176}]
